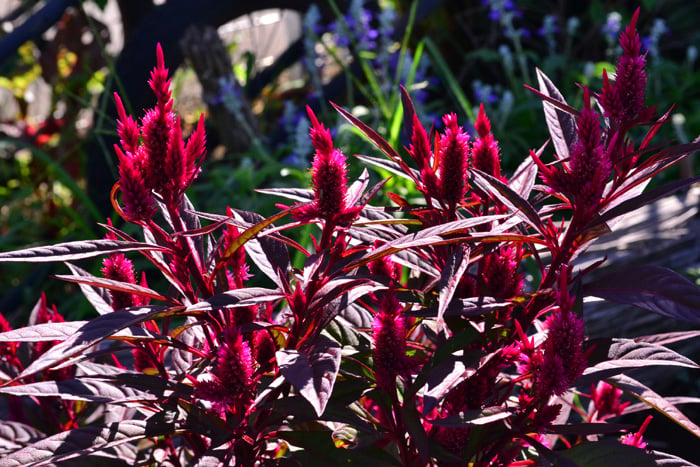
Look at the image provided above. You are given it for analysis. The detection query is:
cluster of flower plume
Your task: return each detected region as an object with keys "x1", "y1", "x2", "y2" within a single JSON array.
[{"x1": 2, "y1": 8, "x2": 698, "y2": 466}]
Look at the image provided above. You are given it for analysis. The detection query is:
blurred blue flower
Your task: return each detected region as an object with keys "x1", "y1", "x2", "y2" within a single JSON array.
[{"x1": 601, "y1": 11, "x2": 622, "y2": 43}]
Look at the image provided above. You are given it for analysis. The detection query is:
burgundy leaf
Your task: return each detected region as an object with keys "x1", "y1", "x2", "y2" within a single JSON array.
[
  {"x1": 554, "y1": 439, "x2": 658, "y2": 466},
  {"x1": 230, "y1": 209, "x2": 291, "y2": 289},
  {"x1": 470, "y1": 169, "x2": 545, "y2": 234},
  {"x1": 14, "y1": 305, "x2": 171, "y2": 382},
  {"x1": 585, "y1": 266, "x2": 700, "y2": 323},
  {"x1": 0, "y1": 421, "x2": 155, "y2": 466},
  {"x1": 634, "y1": 330, "x2": 700, "y2": 347},
  {"x1": 422, "y1": 359, "x2": 473, "y2": 414},
  {"x1": 546, "y1": 423, "x2": 632, "y2": 435},
  {"x1": 277, "y1": 334, "x2": 341, "y2": 416},
  {"x1": 0, "y1": 322, "x2": 84, "y2": 342},
  {"x1": 581, "y1": 337, "x2": 698, "y2": 383},
  {"x1": 608, "y1": 373, "x2": 700, "y2": 440},
  {"x1": 428, "y1": 406, "x2": 512, "y2": 427},
  {"x1": 589, "y1": 175, "x2": 700, "y2": 233},
  {"x1": 0, "y1": 239, "x2": 169, "y2": 263},
  {"x1": 64, "y1": 263, "x2": 113, "y2": 315},
  {"x1": 53, "y1": 274, "x2": 172, "y2": 304},
  {"x1": 185, "y1": 287, "x2": 285, "y2": 313},
  {"x1": 0, "y1": 421, "x2": 44, "y2": 454},
  {"x1": 0, "y1": 377, "x2": 156, "y2": 403},
  {"x1": 255, "y1": 187, "x2": 313, "y2": 202},
  {"x1": 345, "y1": 214, "x2": 508, "y2": 271},
  {"x1": 535, "y1": 68, "x2": 578, "y2": 161},
  {"x1": 354, "y1": 154, "x2": 418, "y2": 181},
  {"x1": 345, "y1": 168, "x2": 371, "y2": 208},
  {"x1": 437, "y1": 244, "x2": 470, "y2": 325},
  {"x1": 508, "y1": 155, "x2": 539, "y2": 200}
]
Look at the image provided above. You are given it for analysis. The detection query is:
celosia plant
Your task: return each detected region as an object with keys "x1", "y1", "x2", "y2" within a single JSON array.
[{"x1": 2, "y1": 9, "x2": 700, "y2": 466}]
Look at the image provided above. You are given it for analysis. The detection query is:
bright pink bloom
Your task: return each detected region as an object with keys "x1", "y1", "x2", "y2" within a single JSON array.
[
  {"x1": 114, "y1": 93, "x2": 139, "y2": 155},
  {"x1": 293, "y1": 107, "x2": 361, "y2": 227},
  {"x1": 471, "y1": 104, "x2": 502, "y2": 180},
  {"x1": 621, "y1": 415, "x2": 652, "y2": 449},
  {"x1": 483, "y1": 246, "x2": 524, "y2": 300},
  {"x1": 438, "y1": 113, "x2": 470, "y2": 208},
  {"x1": 372, "y1": 291, "x2": 410, "y2": 391},
  {"x1": 592, "y1": 381, "x2": 629, "y2": 420},
  {"x1": 101, "y1": 252, "x2": 139, "y2": 311},
  {"x1": 600, "y1": 8, "x2": 647, "y2": 122},
  {"x1": 115, "y1": 146, "x2": 156, "y2": 222},
  {"x1": 407, "y1": 113, "x2": 432, "y2": 171}
]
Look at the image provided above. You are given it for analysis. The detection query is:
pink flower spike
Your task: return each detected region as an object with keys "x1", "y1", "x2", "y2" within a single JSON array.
[
  {"x1": 372, "y1": 291, "x2": 409, "y2": 392},
  {"x1": 114, "y1": 93, "x2": 139, "y2": 155},
  {"x1": 163, "y1": 116, "x2": 186, "y2": 205},
  {"x1": 408, "y1": 113, "x2": 432, "y2": 171},
  {"x1": 184, "y1": 114, "x2": 207, "y2": 184},
  {"x1": 474, "y1": 103, "x2": 491, "y2": 138},
  {"x1": 472, "y1": 105, "x2": 502, "y2": 180},
  {"x1": 115, "y1": 146, "x2": 156, "y2": 222},
  {"x1": 149, "y1": 43, "x2": 173, "y2": 114},
  {"x1": 101, "y1": 252, "x2": 139, "y2": 311},
  {"x1": 438, "y1": 113, "x2": 470, "y2": 209}
]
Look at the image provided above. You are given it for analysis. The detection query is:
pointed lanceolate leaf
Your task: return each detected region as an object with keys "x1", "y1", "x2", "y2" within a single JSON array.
[
  {"x1": 555, "y1": 439, "x2": 658, "y2": 467},
  {"x1": 437, "y1": 244, "x2": 470, "y2": 325},
  {"x1": 470, "y1": 169, "x2": 545, "y2": 234},
  {"x1": 185, "y1": 287, "x2": 284, "y2": 314},
  {"x1": 585, "y1": 265, "x2": 700, "y2": 323},
  {"x1": 0, "y1": 239, "x2": 169, "y2": 263},
  {"x1": 535, "y1": 68, "x2": 578, "y2": 161},
  {"x1": 608, "y1": 374, "x2": 700, "y2": 440},
  {"x1": 0, "y1": 420, "x2": 161, "y2": 467},
  {"x1": 13, "y1": 305, "x2": 171, "y2": 382},
  {"x1": 53, "y1": 274, "x2": 172, "y2": 304},
  {"x1": 0, "y1": 322, "x2": 84, "y2": 343},
  {"x1": 428, "y1": 406, "x2": 512, "y2": 428},
  {"x1": 277, "y1": 334, "x2": 341, "y2": 416},
  {"x1": 581, "y1": 337, "x2": 698, "y2": 383},
  {"x1": 229, "y1": 209, "x2": 291, "y2": 289},
  {"x1": 0, "y1": 421, "x2": 44, "y2": 454},
  {"x1": 64, "y1": 263, "x2": 113, "y2": 315},
  {"x1": 0, "y1": 377, "x2": 155, "y2": 403}
]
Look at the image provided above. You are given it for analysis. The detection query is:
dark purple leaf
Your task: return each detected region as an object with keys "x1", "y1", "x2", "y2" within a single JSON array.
[
  {"x1": 555, "y1": 439, "x2": 657, "y2": 467},
  {"x1": 0, "y1": 239, "x2": 169, "y2": 263},
  {"x1": 428, "y1": 406, "x2": 512, "y2": 427},
  {"x1": 354, "y1": 154, "x2": 418, "y2": 181},
  {"x1": 345, "y1": 168, "x2": 371, "y2": 208},
  {"x1": 317, "y1": 280, "x2": 384, "y2": 332},
  {"x1": 608, "y1": 374, "x2": 700, "y2": 440},
  {"x1": 0, "y1": 421, "x2": 44, "y2": 454},
  {"x1": 585, "y1": 266, "x2": 700, "y2": 323},
  {"x1": 470, "y1": 169, "x2": 545, "y2": 234},
  {"x1": 535, "y1": 68, "x2": 578, "y2": 161},
  {"x1": 64, "y1": 263, "x2": 113, "y2": 315},
  {"x1": 581, "y1": 337, "x2": 698, "y2": 383},
  {"x1": 625, "y1": 396, "x2": 700, "y2": 415},
  {"x1": 634, "y1": 330, "x2": 700, "y2": 346},
  {"x1": 422, "y1": 359, "x2": 473, "y2": 414},
  {"x1": 408, "y1": 296, "x2": 510, "y2": 318},
  {"x1": 53, "y1": 274, "x2": 172, "y2": 304},
  {"x1": 14, "y1": 305, "x2": 170, "y2": 382},
  {"x1": 0, "y1": 322, "x2": 84, "y2": 342},
  {"x1": 186, "y1": 287, "x2": 284, "y2": 314},
  {"x1": 0, "y1": 377, "x2": 155, "y2": 403},
  {"x1": 229, "y1": 209, "x2": 291, "y2": 289},
  {"x1": 546, "y1": 422, "x2": 632, "y2": 435},
  {"x1": 649, "y1": 450, "x2": 698, "y2": 466},
  {"x1": 401, "y1": 401, "x2": 430, "y2": 463},
  {"x1": 400, "y1": 84, "x2": 417, "y2": 139},
  {"x1": 345, "y1": 214, "x2": 507, "y2": 271},
  {"x1": 217, "y1": 206, "x2": 293, "y2": 271},
  {"x1": 255, "y1": 187, "x2": 313, "y2": 202},
  {"x1": 0, "y1": 421, "x2": 156, "y2": 466},
  {"x1": 277, "y1": 334, "x2": 341, "y2": 416},
  {"x1": 332, "y1": 102, "x2": 405, "y2": 166},
  {"x1": 508, "y1": 155, "x2": 539, "y2": 200},
  {"x1": 437, "y1": 244, "x2": 470, "y2": 324},
  {"x1": 589, "y1": 175, "x2": 700, "y2": 233}
]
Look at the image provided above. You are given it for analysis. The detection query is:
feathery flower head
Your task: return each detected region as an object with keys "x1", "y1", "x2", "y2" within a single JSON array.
[
  {"x1": 592, "y1": 381, "x2": 629, "y2": 420},
  {"x1": 372, "y1": 290, "x2": 410, "y2": 391},
  {"x1": 483, "y1": 245, "x2": 523, "y2": 300},
  {"x1": 114, "y1": 93, "x2": 139, "y2": 155},
  {"x1": 438, "y1": 113, "x2": 470, "y2": 208},
  {"x1": 101, "y1": 251, "x2": 139, "y2": 311},
  {"x1": 600, "y1": 8, "x2": 647, "y2": 122},
  {"x1": 115, "y1": 145, "x2": 156, "y2": 222},
  {"x1": 472, "y1": 104, "x2": 502, "y2": 180},
  {"x1": 408, "y1": 113, "x2": 432, "y2": 171},
  {"x1": 293, "y1": 106, "x2": 361, "y2": 227}
]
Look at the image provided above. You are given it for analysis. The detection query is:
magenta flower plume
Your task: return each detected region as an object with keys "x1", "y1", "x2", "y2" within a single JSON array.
[
  {"x1": 592, "y1": 381, "x2": 629, "y2": 420},
  {"x1": 437, "y1": 113, "x2": 470, "y2": 209},
  {"x1": 471, "y1": 104, "x2": 502, "y2": 180},
  {"x1": 195, "y1": 328, "x2": 256, "y2": 412},
  {"x1": 114, "y1": 93, "x2": 139, "y2": 155},
  {"x1": 600, "y1": 8, "x2": 647, "y2": 123},
  {"x1": 141, "y1": 44, "x2": 176, "y2": 195},
  {"x1": 115, "y1": 145, "x2": 156, "y2": 222},
  {"x1": 372, "y1": 291, "x2": 410, "y2": 392},
  {"x1": 621, "y1": 415, "x2": 652, "y2": 449},
  {"x1": 483, "y1": 245, "x2": 523, "y2": 300},
  {"x1": 408, "y1": 113, "x2": 432, "y2": 171},
  {"x1": 101, "y1": 253, "x2": 139, "y2": 311},
  {"x1": 293, "y1": 106, "x2": 361, "y2": 227},
  {"x1": 537, "y1": 274, "x2": 586, "y2": 398},
  {"x1": 568, "y1": 87, "x2": 611, "y2": 214}
]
